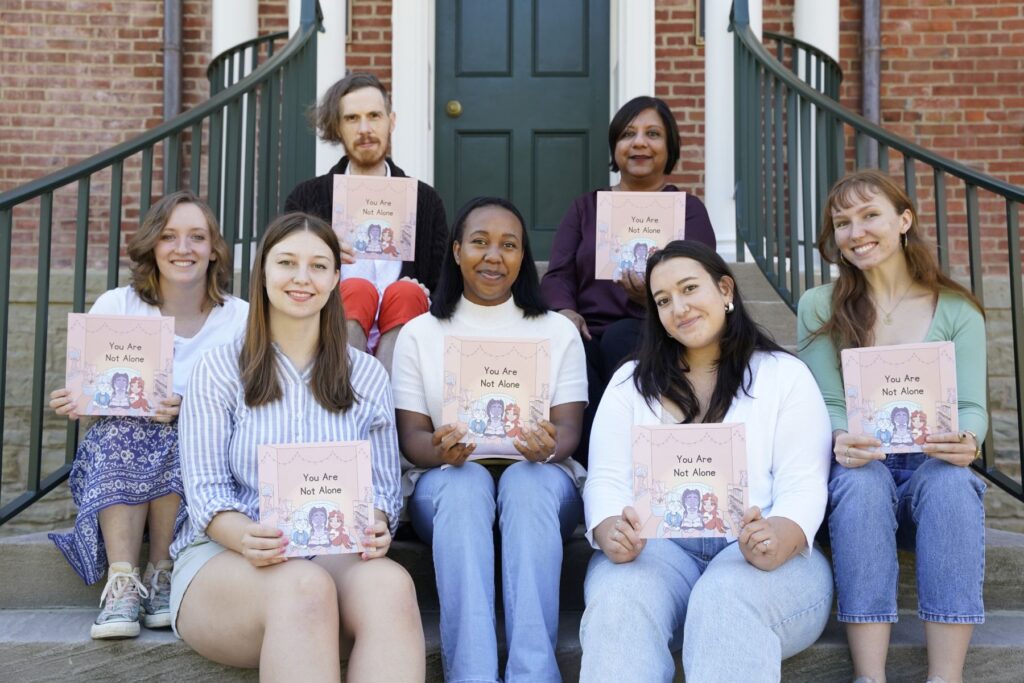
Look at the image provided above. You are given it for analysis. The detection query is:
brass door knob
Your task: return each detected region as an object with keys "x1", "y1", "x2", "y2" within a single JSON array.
[{"x1": 445, "y1": 100, "x2": 463, "y2": 118}]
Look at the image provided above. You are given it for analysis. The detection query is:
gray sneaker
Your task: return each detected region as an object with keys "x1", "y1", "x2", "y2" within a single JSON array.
[
  {"x1": 141, "y1": 560, "x2": 173, "y2": 629},
  {"x1": 91, "y1": 562, "x2": 148, "y2": 639}
]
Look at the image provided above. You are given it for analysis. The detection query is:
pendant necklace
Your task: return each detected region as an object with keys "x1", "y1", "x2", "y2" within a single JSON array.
[{"x1": 874, "y1": 284, "x2": 914, "y2": 325}]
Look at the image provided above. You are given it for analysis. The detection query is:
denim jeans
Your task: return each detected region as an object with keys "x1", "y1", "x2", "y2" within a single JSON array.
[
  {"x1": 579, "y1": 538, "x2": 833, "y2": 683},
  {"x1": 409, "y1": 460, "x2": 582, "y2": 683},
  {"x1": 827, "y1": 453, "x2": 986, "y2": 624}
]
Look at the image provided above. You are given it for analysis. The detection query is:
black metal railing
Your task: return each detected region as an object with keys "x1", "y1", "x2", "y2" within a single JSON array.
[
  {"x1": 731, "y1": 1, "x2": 1024, "y2": 502},
  {"x1": 208, "y1": 31, "x2": 289, "y2": 96},
  {"x1": 0, "y1": 1, "x2": 322, "y2": 525}
]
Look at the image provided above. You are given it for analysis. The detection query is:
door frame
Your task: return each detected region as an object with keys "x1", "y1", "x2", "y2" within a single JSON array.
[{"x1": 390, "y1": 0, "x2": 655, "y2": 187}]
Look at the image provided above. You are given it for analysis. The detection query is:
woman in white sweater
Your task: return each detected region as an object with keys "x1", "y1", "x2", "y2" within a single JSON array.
[
  {"x1": 392, "y1": 196, "x2": 587, "y2": 683},
  {"x1": 579, "y1": 240, "x2": 834, "y2": 682}
]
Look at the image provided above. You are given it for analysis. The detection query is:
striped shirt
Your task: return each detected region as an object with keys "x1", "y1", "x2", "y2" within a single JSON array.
[{"x1": 171, "y1": 339, "x2": 402, "y2": 558}]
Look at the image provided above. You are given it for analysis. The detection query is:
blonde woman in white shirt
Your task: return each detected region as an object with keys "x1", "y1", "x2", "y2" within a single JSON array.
[
  {"x1": 579, "y1": 240, "x2": 833, "y2": 682},
  {"x1": 48, "y1": 191, "x2": 247, "y2": 639}
]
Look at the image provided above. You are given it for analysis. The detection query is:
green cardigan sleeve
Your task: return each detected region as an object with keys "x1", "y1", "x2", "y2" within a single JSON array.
[
  {"x1": 796, "y1": 285, "x2": 849, "y2": 432},
  {"x1": 931, "y1": 291, "x2": 988, "y2": 440}
]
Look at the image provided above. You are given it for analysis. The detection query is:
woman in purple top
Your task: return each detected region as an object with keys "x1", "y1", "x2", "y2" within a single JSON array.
[{"x1": 541, "y1": 96, "x2": 716, "y2": 464}]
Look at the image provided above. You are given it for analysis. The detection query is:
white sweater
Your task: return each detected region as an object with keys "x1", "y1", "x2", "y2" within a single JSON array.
[
  {"x1": 584, "y1": 351, "x2": 832, "y2": 553},
  {"x1": 392, "y1": 296, "x2": 589, "y2": 490}
]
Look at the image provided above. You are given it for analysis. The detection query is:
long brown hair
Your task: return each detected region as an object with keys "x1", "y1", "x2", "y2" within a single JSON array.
[
  {"x1": 240, "y1": 212, "x2": 355, "y2": 412},
  {"x1": 810, "y1": 169, "x2": 983, "y2": 351},
  {"x1": 127, "y1": 190, "x2": 231, "y2": 309}
]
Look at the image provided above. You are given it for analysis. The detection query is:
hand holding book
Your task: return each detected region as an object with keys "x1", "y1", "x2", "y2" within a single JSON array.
[
  {"x1": 832, "y1": 430, "x2": 884, "y2": 469},
  {"x1": 359, "y1": 508, "x2": 393, "y2": 561},
  {"x1": 433, "y1": 422, "x2": 477, "y2": 466},
  {"x1": 512, "y1": 419, "x2": 558, "y2": 463},
  {"x1": 594, "y1": 507, "x2": 646, "y2": 564},
  {"x1": 920, "y1": 431, "x2": 981, "y2": 468}
]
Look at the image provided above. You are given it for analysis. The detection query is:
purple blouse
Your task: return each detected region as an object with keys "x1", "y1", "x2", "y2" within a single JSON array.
[{"x1": 540, "y1": 187, "x2": 716, "y2": 336}]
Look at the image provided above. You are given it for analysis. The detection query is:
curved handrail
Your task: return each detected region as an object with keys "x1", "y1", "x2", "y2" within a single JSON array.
[
  {"x1": 0, "y1": 23, "x2": 316, "y2": 210},
  {"x1": 734, "y1": 22, "x2": 1024, "y2": 202},
  {"x1": 207, "y1": 30, "x2": 289, "y2": 81},
  {"x1": 762, "y1": 31, "x2": 841, "y2": 79}
]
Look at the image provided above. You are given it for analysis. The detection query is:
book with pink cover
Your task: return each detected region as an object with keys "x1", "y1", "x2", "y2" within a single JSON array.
[
  {"x1": 442, "y1": 336, "x2": 552, "y2": 460},
  {"x1": 65, "y1": 313, "x2": 174, "y2": 417},
  {"x1": 841, "y1": 341, "x2": 958, "y2": 454},
  {"x1": 594, "y1": 190, "x2": 688, "y2": 280},
  {"x1": 632, "y1": 423, "x2": 748, "y2": 540},
  {"x1": 257, "y1": 441, "x2": 374, "y2": 557},
  {"x1": 332, "y1": 175, "x2": 418, "y2": 261}
]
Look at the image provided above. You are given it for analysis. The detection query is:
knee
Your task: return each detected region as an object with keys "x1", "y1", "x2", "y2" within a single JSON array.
[
  {"x1": 829, "y1": 460, "x2": 895, "y2": 507},
  {"x1": 914, "y1": 459, "x2": 985, "y2": 506},
  {"x1": 379, "y1": 281, "x2": 429, "y2": 334},
  {"x1": 434, "y1": 463, "x2": 496, "y2": 516},
  {"x1": 349, "y1": 560, "x2": 419, "y2": 623},
  {"x1": 583, "y1": 561, "x2": 669, "y2": 640},
  {"x1": 270, "y1": 563, "x2": 338, "y2": 624}
]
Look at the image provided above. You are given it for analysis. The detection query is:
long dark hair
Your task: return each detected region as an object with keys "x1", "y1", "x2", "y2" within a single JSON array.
[
  {"x1": 608, "y1": 95, "x2": 681, "y2": 175},
  {"x1": 811, "y1": 169, "x2": 983, "y2": 351},
  {"x1": 632, "y1": 241, "x2": 787, "y2": 423},
  {"x1": 430, "y1": 196, "x2": 548, "y2": 320},
  {"x1": 240, "y1": 212, "x2": 355, "y2": 412}
]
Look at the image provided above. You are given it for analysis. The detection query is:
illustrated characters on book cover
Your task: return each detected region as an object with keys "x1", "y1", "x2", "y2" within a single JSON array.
[
  {"x1": 332, "y1": 175, "x2": 418, "y2": 262},
  {"x1": 594, "y1": 191, "x2": 687, "y2": 281},
  {"x1": 631, "y1": 424, "x2": 748, "y2": 540},
  {"x1": 258, "y1": 441, "x2": 373, "y2": 556},
  {"x1": 442, "y1": 337, "x2": 551, "y2": 457},
  {"x1": 841, "y1": 341, "x2": 957, "y2": 454},
  {"x1": 65, "y1": 313, "x2": 173, "y2": 417}
]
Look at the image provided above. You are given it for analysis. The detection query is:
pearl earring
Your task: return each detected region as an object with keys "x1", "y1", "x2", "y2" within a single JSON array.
[{"x1": 725, "y1": 301, "x2": 735, "y2": 314}]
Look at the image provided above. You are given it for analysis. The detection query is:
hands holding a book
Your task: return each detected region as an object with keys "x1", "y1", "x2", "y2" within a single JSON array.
[
  {"x1": 594, "y1": 507, "x2": 646, "y2": 564},
  {"x1": 432, "y1": 423, "x2": 477, "y2": 466},
  {"x1": 150, "y1": 393, "x2": 181, "y2": 424},
  {"x1": 237, "y1": 519, "x2": 290, "y2": 568},
  {"x1": 359, "y1": 509, "x2": 393, "y2": 561},
  {"x1": 615, "y1": 269, "x2": 647, "y2": 306},
  {"x1": 49, "y1": 387, "x2": 181, "y2": 423},
  {"x1": 513, "y1": 419, "x2": 559, "y2": 463},
  {"x1": 921, "y1": 430, "x2": 981, "y2": 468},
  {"x1": 339, "y1": 238, "x2": 357, "y2": 265},
  {"x1": 737, "y1": 507, "x2": 803, "y2": 572},
  {"x1": 833, "y1": 430, "x2": 884, "y2": 469}
]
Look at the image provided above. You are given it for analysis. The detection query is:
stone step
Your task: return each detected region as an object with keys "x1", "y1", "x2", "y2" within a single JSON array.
[
  {"x1": 2, "y1": 608, "x2": 1022, "y2": 682},
  {"x1": 4, "y1": 528, "x2": 1024, "y2": 613}
]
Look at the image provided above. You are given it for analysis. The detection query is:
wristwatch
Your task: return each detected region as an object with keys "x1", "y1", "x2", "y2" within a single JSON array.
[{"x1": 961, "y1": 430, "x2": 982, "y2": 460}]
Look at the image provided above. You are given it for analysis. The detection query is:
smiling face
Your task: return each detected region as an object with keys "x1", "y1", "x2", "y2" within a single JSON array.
[
  {"x1": 453, "y1": 205, "x2": 524, "y2": 307},
  {"x1": 153, "y1": 202, "x2": 215, "y2": 288},
  {"x1": 649, "y1": 256, "x2": 734, "y2": 358},
  {"x1": 830, "y1": 188, "x2": 912, "y2": 272},
  {"x1": 613, "y1": 107, "x2": 669, "y2": 185},
  {"x1": 337, "y1": 86, "x2": 395, "y2": 172},
  {"x1": 263, "y1": 230, "x2": 340, "y2": 325}
]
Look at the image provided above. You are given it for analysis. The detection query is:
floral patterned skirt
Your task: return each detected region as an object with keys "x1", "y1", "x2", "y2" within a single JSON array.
[{"x1": 48, "y1": 416, "x2": 187, "y2": 585}]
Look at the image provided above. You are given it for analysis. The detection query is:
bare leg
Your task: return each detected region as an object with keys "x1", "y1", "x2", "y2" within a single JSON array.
[
  {"x1": 924, "y1": 622, "x2": 973, "y2": 683},
  {"x1": 373, "y1": 325, "x2": 403, "y2": 375},
  {"x1": 98, "y1": 504, "x2": 148, "y2": 566},
  {"x1": 846, "y1": 622, "x2": 891, "y2": 682},
  {"x1": 316, "y1": 554, "x2": 424, "y2": 682},
  {"x1": 145, "y1": 493, "x2": 181, "y2": 565},
  {"x1": 176, "y1": 551, "x2": 341, "y2": 681},
  {"x1": 346, "y1": 321, "x2": 368, "y2": 352}
]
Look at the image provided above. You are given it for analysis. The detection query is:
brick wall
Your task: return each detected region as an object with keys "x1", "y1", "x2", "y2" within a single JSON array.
[{"x1": 345, "y1": 0, "x2": 392, "y2": 89}]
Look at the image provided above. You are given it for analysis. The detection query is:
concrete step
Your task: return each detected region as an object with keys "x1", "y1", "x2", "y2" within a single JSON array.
[
  {"x1": 6, "y1": 528, "x2": 1024, "y2": 612},
  {"x1": 2, "y1": 608, "x2": 1022, "y2": 682}
]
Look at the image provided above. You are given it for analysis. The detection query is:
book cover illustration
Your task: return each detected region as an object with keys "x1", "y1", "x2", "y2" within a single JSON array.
[
  {"x1": 841, "y1": 341, "x2": 958, "y2": 454},
  {"x1": 594, "y1": 190, "x2": 688, "y2": 281},
  {"x1": 632, "y1": 423, "x2": 748, "y2": 540},
  {"x1": 442, "y1": 336, "x2": 551, "y2": 459},
  {"x1": 331, "y1": 174, "x2": 418, "y2": 262},
  {"x1": 65, "y1": 313, "x2": 174, "y2": 417},
  {"x1": 257, "y1": 441, "x2": 374, "y2": 557}
]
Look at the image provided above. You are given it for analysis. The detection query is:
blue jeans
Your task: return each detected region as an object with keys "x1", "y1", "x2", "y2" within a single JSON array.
[
  {"x1": 409, "y1": 461, "x2": 582, "y2": 683},
  {"x1": 827, "y1": 453, "x2": 986, "y2": 624},
  {"x1": 579, "y1": 539, "x2": 833, "y2": 683}
]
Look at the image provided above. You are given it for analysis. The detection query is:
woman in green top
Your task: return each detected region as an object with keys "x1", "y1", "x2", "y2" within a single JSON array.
[{"x1": 797, "y1": 170, "x2": 987, "y2": 683}]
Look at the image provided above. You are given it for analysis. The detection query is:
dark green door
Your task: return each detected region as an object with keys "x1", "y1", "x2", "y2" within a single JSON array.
[{"x1": 435, "y1": 0, "x2": 610, "y2": 258}]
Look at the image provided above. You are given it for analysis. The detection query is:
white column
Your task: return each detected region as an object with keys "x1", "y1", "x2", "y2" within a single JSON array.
[
  {"x1": 609, "y1": 0, "x2": 655, "y2": 185},
  {"x1": 391, "y1": 0, "x2": 436, "y2": 184},
  {"x1": 212, "y1": 0, "x2": 257, "y2": 58},
  {"x1": 314, "y1": 0, "x2": 348, "y2": 175},
  {"x1": 794, "y1": 0, "x2": 839, "y2": 61}
]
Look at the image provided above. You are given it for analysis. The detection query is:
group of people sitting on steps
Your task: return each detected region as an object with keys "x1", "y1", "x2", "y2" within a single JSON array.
[{"x1": 48, "y1": 72, "x2": 987, "y2": 683}]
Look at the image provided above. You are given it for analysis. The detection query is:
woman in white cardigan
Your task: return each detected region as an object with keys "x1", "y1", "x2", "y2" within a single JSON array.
[{"x1": 579, "y1": 240, "x2": 834, "y2": 682}]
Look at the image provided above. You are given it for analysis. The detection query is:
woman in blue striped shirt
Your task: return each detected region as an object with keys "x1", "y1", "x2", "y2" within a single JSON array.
[{"x1": 169, "y1": 212, "x2": 423, "y2": 681}]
